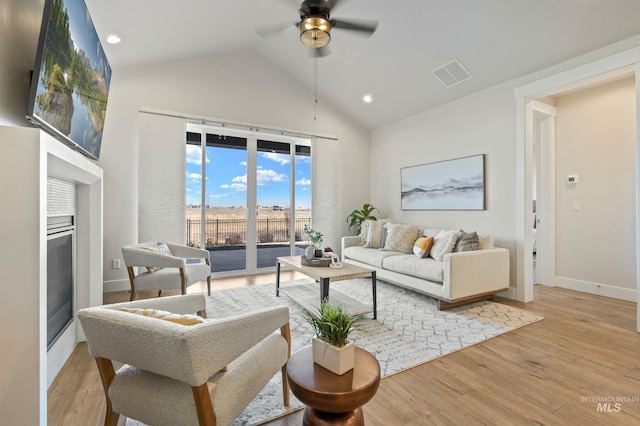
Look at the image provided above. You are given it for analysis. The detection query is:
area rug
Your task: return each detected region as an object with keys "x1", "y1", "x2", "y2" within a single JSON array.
[{"x1": 126, "y1": 278, "x2": 543, "y2": 426}]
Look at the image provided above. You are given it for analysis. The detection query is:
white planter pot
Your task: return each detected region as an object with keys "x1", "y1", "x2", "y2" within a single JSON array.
[
  {"x1": 312, "y1": 337, "x2": 355, "y2": 375},
  {"x1": 305, "y1": 245, "x2": 318, "y2": 259}
]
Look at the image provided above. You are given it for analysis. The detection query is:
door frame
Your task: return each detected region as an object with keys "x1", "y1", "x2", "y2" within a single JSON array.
[
  {"x1": 186, "y1": 122, "x2": 311, "y2": 276},
  {"x1": 514, "y1": 46, "x2": 640, "y2": 332},
  {"x1": 530, "y1": 101, "x2": 557, "y2": 287}
]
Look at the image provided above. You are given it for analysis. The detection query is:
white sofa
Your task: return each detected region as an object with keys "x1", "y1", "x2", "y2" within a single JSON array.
[{"x1": 341, "y1": 225, "x2": 510, "y2": 309}]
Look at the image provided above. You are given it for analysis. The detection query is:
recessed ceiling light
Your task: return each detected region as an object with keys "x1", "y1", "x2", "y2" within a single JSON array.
[
  {"x1": 363, "y1": 95, "x2": 372, "y2": 103},
  {"x1": 106, "y1": 35, "x2": 121, "y2": 44}
]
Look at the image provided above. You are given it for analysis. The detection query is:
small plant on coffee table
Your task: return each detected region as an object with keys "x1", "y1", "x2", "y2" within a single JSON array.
[{"x1": 303, "y1": 225, "x2": 323, "y2": 247}]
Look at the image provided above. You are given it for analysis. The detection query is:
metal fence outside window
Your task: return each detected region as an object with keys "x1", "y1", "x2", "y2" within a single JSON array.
[{"x1": 186, "y1": 217, "x2": 311, "y2": 248}]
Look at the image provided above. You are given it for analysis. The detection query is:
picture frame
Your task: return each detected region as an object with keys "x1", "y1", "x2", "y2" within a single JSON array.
[{"x1": 401, "y1": 154, "x2": 485, "y2": 210}]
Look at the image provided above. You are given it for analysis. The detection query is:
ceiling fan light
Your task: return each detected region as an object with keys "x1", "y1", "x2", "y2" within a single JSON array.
[{"x1": 300, "y1": 17, "x2": 331, "y2": 48}]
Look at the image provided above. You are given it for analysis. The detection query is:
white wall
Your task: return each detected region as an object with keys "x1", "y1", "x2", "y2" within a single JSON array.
[
  {"x1": 553, "y1": 77, "x2": 636, "y2": 299},
  {"x1": 0, "y1": 0, "x2": 42, "y2": 127},
  {"x1": 372, "y1": 39, "x2": 640, "y2": 294},
  {"x1": 100, "y1": 49, "x2": 371, "y2": 290},
  {"x1": 371, "y1": 83, "x2": 518, "y2": 286}
]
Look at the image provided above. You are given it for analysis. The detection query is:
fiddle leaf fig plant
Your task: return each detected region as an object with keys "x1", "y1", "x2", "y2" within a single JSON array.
[{"x1": 347, "y1": 203, "x2": 378, "y2": 235}]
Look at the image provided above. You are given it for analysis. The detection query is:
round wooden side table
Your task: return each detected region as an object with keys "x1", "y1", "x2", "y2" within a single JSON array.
[{"x1": 287, "y1": 345, "x2": 381, "y2": 425}]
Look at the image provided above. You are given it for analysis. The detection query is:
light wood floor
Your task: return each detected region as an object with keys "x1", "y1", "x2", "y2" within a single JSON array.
[{"x1": 49, "y1": 276, "x2": 640, "y2": 426}]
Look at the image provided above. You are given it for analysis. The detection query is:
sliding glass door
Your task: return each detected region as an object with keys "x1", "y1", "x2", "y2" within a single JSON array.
[
  {"x1": 186, "y1": 124, "x2": 311, "y2": 275},
  {"x1": 256, "y1": 139, "x2": 311, "y2": 268}
]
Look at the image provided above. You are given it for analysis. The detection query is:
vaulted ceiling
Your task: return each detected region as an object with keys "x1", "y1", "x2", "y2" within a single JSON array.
[{"x1": 85, "y1": 0, "x2": 640, "y2": 129}]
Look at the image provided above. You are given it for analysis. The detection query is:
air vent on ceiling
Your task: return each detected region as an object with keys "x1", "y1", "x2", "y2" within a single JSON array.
[{"x1": 431, "y1": 59, "x2": 473, "y2": 88}]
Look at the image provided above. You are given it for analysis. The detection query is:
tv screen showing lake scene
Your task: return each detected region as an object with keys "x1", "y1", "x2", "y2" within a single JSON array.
[{"x1": 27, "y1": 0, "x2": 111, "y2": 160}]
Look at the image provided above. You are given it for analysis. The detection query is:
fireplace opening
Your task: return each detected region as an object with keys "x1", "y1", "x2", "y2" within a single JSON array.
[{"x1": 47, "y1": 216, "x2": 74, "y2": 351}]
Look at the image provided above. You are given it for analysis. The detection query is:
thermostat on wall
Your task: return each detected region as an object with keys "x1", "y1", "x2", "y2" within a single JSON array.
[{"x1": 567, "y1": 175, "x2": 579, "y2": 184}]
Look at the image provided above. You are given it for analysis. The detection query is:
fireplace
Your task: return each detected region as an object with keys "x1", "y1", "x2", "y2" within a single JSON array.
[
  {"x1": 0, "y1": 127, "x2": 103, "y2": 424},
  {"x1": 47, "y1": 216, "x2": 74, "y2": 351}
]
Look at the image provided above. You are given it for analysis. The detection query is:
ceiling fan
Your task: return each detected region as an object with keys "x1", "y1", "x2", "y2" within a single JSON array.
[{"x1": 258, "y1": 0, "x2": 378, "y2": 56}]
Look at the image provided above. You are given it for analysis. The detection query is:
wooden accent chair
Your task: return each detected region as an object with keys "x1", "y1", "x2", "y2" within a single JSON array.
[
  {"x1": 121, "y1": 242, "x2": 212, "y2": 300},
  {"x1": 78, "y1": 294, "x2": 291, "y2": 426}
]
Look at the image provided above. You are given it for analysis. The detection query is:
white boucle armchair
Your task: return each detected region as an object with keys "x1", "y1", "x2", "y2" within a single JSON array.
[
  {"x1": 78, "y1": 294, "x2": 291, "y2": 426},
  {"x1": 122, "y1": 241, "x2": 212, "y2": 300}
]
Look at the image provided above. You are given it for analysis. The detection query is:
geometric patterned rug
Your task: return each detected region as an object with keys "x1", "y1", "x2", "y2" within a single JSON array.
[{"x1": 126, "y1": 278, "x2": 543, "y2": 426}]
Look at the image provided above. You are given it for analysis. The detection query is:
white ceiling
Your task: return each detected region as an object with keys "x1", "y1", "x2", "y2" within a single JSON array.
[{"x1": 85, "y1": 0, "x2": 640, "y2": 130}]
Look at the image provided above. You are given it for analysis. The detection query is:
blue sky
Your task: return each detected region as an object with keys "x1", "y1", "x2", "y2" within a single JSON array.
[
  {"x1": 64, "y1": 0, "x2": 111, "y2": 76},
  {"x1": 186, "y1": 145, "x2": 311, "y2": 208}
]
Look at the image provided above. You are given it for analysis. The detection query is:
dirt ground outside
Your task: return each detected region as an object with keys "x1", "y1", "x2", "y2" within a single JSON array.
[{"x1": 186, "y1": 207, "x2": 311, "y2": 220}]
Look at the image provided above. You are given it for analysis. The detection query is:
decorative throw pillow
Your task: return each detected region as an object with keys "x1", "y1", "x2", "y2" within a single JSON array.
[
  {"x1": 120, "y1": 308, "x2": 204, "y2": 326},
  {"x1": 359, "y1": 219, "x2": 375, "y2": 244},
  {"x1": 477, "y1": 233, "x2": 494, "y2": 250},
  {"x1": 383, "y1": 223, "x2": 420, "y2": 253},
  {"x1": 454, "y1": 230, "x2": 480, "y2": 252},
  {"x1": 140, "y1": 243, "x2": 173, "y2": 273},
  {"x1": 364, "y1": 220, "x2": 391, "y2": 249},
  {"x1": 430, "y1": 229, "x2": 460, "y2": 261},
  {"x1": 413, "y1": 236, "x2": 434, "y2": 258}
]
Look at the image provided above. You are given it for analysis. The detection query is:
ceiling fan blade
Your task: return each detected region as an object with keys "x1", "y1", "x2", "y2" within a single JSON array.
[
  {"x1": 330, "y1": 18, "x2": 378, "y2": 35},
  {"x1": 327, "y1": 0, "x2": 345, "y2": 11},
  {"x1": 256, "y1": 21, "x2": 298, "y2": 38}
]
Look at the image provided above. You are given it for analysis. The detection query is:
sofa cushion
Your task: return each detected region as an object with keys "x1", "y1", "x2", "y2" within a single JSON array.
[
  {"x1": 343, "y1": 246, "x2": 404, "y2": 268},
  {"x1": 359, "y1": 219, "x2": 373, "y2": 242},
  {"x1": 382, "y1": 254, "x2": 444, "y2": 283},
  {"x1": 412, "y1": 236, "x2": 434, "y2": 258},
  {"x1": 383, "y1": 223, "x2": 420, "y2": 253},
  {"x1": 140, "y1": 242, "x2": 174, "y2": 273},
  {"x1": 430, "y1": 229, "x2": 460, "y2": 261},
  {"x1": 422, "y1": 228, "x2": 442, "y2": 238},
  {"x1": 454, "y1": 230, "x2": 479, "y2": 252},
  {"x1": 478, "y1": 233, "x2": 494, "y2": 250},
  {"x1": 362, "y1": 219, "x2": 391, "y2": 248}
]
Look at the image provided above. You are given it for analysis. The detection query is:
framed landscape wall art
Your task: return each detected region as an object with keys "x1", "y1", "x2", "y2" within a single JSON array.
[{"x1": 401, "y1": 154, "x2": 485, "y2": 210}]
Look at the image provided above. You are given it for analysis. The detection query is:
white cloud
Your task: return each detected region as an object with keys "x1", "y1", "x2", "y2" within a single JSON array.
[
  {"x1": 261, "y1": 152, "x2": 290, "y2": 165},
  {"x1": 232, "y1": 175, "x2": 247, "y2": 184},
  {"x1": 186, "y1": 145, "x2": 209, "y2": 165},
  {"x1": 220, "y1": 168, "x2": 285, "y2": 192},
  {"x1": 296, "y1": 178, "x2": 311, "y2": 186},
  {"x1": 187, "y1": 172, "x2": 201, "y2": 181},
  {"x1": 240, "y1": 161, "x2": 247, "y2": 167},
  {"x1": 257, "y1": 168, "x2": 286, "y2": 185}
]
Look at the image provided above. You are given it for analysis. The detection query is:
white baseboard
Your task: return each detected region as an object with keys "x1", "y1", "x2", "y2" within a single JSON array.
[
  {"x1": 553, "y1": 277, "x2": 637, "y2": 302},
  {"x1": 102, "y1": 279, "x2": 130, "y2": 293}
]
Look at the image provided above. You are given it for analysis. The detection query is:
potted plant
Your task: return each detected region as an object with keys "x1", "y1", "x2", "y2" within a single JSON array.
[
  {"x1": 303, "y1": 299, "x2": 358, "y2": 375},
  {"x1": 347, "y1": 203, "x2": 378, "y2": 235},
  {"x1": 303, "y1": 225, "x2": 323, "y2": 258}
]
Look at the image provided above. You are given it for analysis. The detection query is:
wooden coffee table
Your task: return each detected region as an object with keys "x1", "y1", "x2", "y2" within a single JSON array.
[
  {"x1": 276, "y1": 255, "x2": 377, "y2": 319},
  {"x1": 287, "y1": 346, "x2": 380, "y2": 425}
]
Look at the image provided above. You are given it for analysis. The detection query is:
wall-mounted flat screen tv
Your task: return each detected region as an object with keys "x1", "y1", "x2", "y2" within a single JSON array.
[{"x1": 27, "y1": 0, "x2": 111, "y2": 161}]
